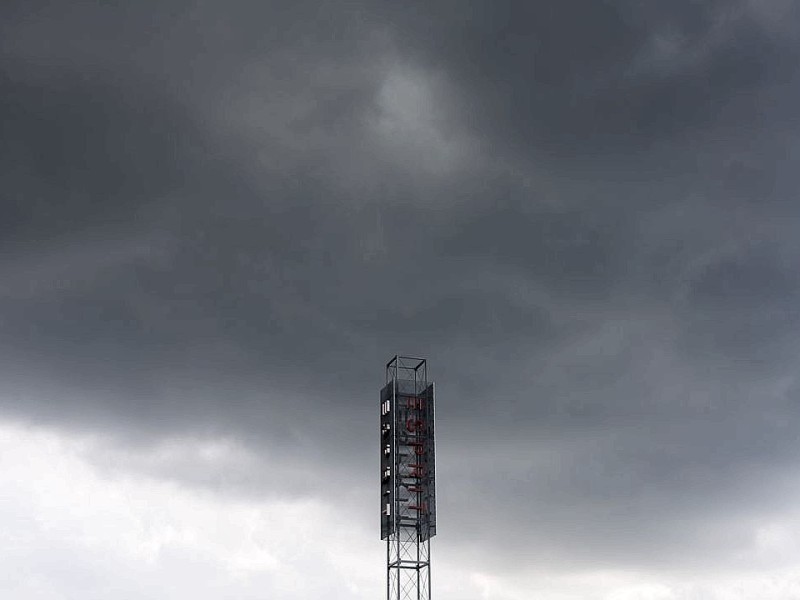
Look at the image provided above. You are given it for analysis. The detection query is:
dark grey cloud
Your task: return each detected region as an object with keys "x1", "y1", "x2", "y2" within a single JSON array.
[
  {"x1": 378, "y1": 0, "x2": 800, "y2": 158},
  {"x1": 2, "y1": 0, "x2": 800, "y2": 583}
]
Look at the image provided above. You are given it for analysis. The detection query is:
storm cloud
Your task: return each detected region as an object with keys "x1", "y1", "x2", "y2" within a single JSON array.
[{"x1": 2, "y1": 1, "x2": 800, "y2": 598}]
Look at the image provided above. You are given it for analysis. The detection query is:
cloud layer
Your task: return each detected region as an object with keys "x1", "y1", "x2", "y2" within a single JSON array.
[{"x1": 2, "y1": 1, "x2": 800, "y2": 597}]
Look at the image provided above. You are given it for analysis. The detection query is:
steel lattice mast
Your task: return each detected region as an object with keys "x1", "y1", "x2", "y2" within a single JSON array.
[{"x1": 380, "y1": 356, "x2": 436, "y2": 600}]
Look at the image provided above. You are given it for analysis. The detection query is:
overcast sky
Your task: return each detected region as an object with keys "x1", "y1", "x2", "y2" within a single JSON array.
[{"x1": 2, "y1": 1, "x2": 800, "y2": 598}]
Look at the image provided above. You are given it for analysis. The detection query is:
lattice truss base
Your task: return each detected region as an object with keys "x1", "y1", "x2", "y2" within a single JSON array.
[{"x1": 387, "y1": 525, "x2": 431, "y2": 600}]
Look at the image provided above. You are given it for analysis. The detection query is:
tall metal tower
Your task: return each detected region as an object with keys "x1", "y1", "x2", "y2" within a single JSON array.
[{"x1": 380, "y1": 356, "x2": 436, "y2": 600}]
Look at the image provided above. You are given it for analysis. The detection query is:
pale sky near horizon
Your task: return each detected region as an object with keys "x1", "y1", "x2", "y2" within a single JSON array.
[{"x1": 3, "y1": 1, "x2": 800, "y2": 598}]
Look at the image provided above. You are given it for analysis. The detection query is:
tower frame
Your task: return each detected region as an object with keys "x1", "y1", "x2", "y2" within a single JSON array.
[{"x1": 381, "y1": 356, "x2": 436, "y2": 600}]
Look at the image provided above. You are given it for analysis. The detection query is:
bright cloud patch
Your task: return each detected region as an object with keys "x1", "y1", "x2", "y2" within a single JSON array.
[
  {"x1": 0, "y1": 421, "x2": 380, "y2": 600},
  {"x1": 372, "y1": 66, "x2": 473, "y2": 175},
  {"x1": 3, "y1": 420, "x2": 800, "y2": 599}
]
